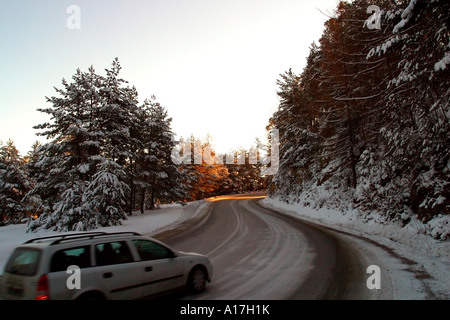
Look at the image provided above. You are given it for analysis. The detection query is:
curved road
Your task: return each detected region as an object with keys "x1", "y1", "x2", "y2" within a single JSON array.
[{"x1": 157, "y1": 195, "x2": 432, "y2": 300}]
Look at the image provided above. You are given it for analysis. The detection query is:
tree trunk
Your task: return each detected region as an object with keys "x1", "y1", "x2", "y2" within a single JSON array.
[
  {"x1": 345, "y1": 104, "x2": 357, "y2": 189},
  {"x1": 140, "y1": 188, "x2": 146, "y2": 214},
  {"x1": 128, "y1": 159, "x2": 134, "y2": 216},
  {"x1": 149, "y1": 188, "x2": 155, "y2": 210}
]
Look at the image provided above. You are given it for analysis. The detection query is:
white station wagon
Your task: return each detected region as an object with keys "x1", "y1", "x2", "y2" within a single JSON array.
[{"x1": 1, "y1": 232, "x2": 213, "y2": 300}]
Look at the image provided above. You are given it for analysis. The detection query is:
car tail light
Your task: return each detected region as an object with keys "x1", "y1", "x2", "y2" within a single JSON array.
[{"x1": 35, "y1": 274, "x2": 49, "y2": 300}]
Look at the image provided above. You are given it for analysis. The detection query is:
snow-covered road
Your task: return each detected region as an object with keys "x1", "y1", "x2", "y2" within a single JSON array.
[
  {"x1": 165, "y1": 197, "x2": 332, "y2": 299},
  {"x1": 0, "y1": 195, "x2": 447, "y2": 299},
  {"x1": 163, "y1": 195, "x2": 449, "y2": 299}
]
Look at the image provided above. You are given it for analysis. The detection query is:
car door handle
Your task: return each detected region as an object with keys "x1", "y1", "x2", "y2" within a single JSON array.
[
  {"x1": 103, "y1": 272, "x2": 113, "y2": 279},
  {"x1": 145, "y1": 266, "x2": 153, "y2": 272}
]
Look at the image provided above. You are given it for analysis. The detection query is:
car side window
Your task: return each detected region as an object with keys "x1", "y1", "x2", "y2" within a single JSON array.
[
  {"x1": 95, "y1": 241, "x2": 134, "y2": 266},
  {"x1": 50, "y1": 246, "x2": 90, "y2": 272},
  {"x1": 132, "y1": 240, "x2": 172, "y2": 261}
]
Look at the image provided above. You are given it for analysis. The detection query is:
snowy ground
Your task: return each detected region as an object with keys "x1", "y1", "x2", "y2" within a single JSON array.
[
  {"x1": 0, "y1": 200, "x2": 206, "y2": 274},
  {"x1": 261, "y1": 196, "x2": 450, "y2": 299}
]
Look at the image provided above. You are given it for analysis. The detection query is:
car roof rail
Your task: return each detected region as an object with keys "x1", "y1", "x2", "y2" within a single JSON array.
[
  {"x1": 99, "y1": 231, "x2": 142, "y2": 237},
  {"x1": 48, "y1": 231, "x2": 143, "y2": 245},
  {"x1": 24, "y1": 231, "x2": 143, "y2": 246},
  {"x1": 24, "y1": 232, "x2": 107, "y2": 244}
]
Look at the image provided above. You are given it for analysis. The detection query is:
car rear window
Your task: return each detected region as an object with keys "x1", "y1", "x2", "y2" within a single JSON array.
[{"x1": 5, "y1": 248, "x2": 41, "y2": 276}]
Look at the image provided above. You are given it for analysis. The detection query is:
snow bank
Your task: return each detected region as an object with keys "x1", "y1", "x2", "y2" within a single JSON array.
[{"x1": 261, "y1": 196, "x2": 449, "y2": 259}]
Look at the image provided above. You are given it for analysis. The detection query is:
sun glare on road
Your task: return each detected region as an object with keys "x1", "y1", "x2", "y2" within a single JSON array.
[{"x1": 206, "y1": 194, "x2": 266, "y2": 202}]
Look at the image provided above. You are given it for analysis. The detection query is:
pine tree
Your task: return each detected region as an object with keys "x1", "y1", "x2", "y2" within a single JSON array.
[
  {"x1": 0, "y1": 140, "x2": 33, "y2": 224},
  {"x1": 83, "y1": 159, "x2": 129, "y2": 228},
  {"x1": 98, "y1": 58, "x2": 140, "y2": 164},
  {"x1": 28, "y1": 65, "x2": 102, "y2": 231},
  {"x1": 224, "y1": 147, "x2": 266, "y2": 194},
  {"x1": 364, "y1": 0, "x2": 450, "y2": 223},
  {"x1": 178, "y1": 136, "x2": 229, "y2": 201},
  {"x1": 28, "y1": 59, "x2": 138, "y2": 231},
  {"x1": 135, "y1": 97, "x2": 186, "y2": 210},
  {"x1": 268, "y1": 65, "x2": 321, "y2": 200}
]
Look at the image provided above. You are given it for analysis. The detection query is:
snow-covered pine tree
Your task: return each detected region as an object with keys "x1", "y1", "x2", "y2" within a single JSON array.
[
  {"x1": 0, "y1": 140, "x2": 33, "y2": 224},
  {"x1": 96, "y1": 58, "x2": 142, "y2": 216},
  {"x1": 21, "y1": 141, "x2": 43, "y2": 218},
  {"x1": 98, "y1": 58, "x2": 140, "y2": 164},
  {"x1": 28, "y1": 59, "x2": 139, "y2": 231},
  {"x1": 175, "y1": 135, "x2": 200, "y2": 201},
  {"x1": 136, "y1": 97, "x2": 187, "y2": 210},
  {"x1": 317, "y1": 0, "x2": 391, "y2": 193},
  {"x1": 223, "y1": 147, "x2": 266, "y2": 194},
  {"x1": 363, "y1": 0, "x2": 450, "y2": 226},
  {"x1": 27, "y1": 65, "x2": 105, "y2": 231},
  {"x1": 83, "y1": 159, "x2": 129, "y2": 228},
  {"x1": 43, "y1": 179, "x2": 89, "y2": 231},
  {"x1": 178, "y1": 136, "x2": 229, "y2": 201},
  {"x1": 267, "y1": 63, "x2": 322, "y2": 202},
  {"x1": 25, "y1": 141, "x2": 42, "y2": 182}
]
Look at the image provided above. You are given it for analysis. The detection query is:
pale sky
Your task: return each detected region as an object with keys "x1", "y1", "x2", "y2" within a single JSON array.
[{"x1": 0, "y1": 0, "x2": 338, "y2": 155}]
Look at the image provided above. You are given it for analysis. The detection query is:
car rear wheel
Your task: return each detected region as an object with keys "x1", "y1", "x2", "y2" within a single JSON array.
[{"x1": 187, "y1": 267, "x2": 207, "y2": 294}]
